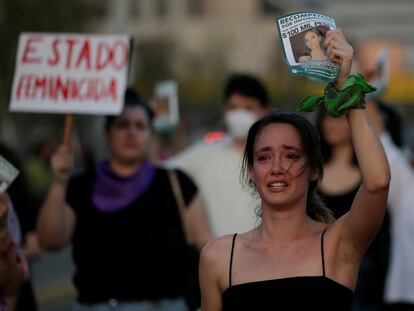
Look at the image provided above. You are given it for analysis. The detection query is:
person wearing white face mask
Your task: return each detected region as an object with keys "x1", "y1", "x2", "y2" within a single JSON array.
[
  {"x1": 167, "y1": 74, "x2": 269, "y2": 237},
  {"x1": 224, "y1": 109, "x2": 258, "y2": 141}
]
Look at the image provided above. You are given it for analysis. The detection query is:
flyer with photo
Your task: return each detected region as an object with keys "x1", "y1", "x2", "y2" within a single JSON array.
[
  {"x1": 152, "y1": 80, "x2": 179, "y2": 134},
  {"x1": 0, "y1": 155, "x2": 19, "y2": 194},
  {"x1": 276, "y1": 12, "x2": 339, "y2": 82}
]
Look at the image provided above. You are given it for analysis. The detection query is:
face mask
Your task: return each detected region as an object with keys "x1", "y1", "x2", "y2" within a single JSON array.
[{"x1": 225, "y1": 109, "x2": 258, "y2": 139}]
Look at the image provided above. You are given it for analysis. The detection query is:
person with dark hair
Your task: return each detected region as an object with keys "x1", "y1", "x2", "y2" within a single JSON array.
[
  {"x1": 36, "y1": 88, "x2": 212, "y2": 311},
  {"x1": 224, "y1": 74, "x2": 268, "y2": 109},
  {"x1": 316, "y1": 111, "x2": 360, "y2": 218},
  {"x1": 298, "y1": 28, "x2": 328, "y2": 64},
  {"x1": 199, "y1": 29, "x2": 390, "y2": 310},
  {"x1": 168, "y1": 74, "x2": 269, "y2": 237}
]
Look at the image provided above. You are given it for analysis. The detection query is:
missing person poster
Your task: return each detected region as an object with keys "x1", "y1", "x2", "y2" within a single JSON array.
[
  {"x1": 276, "y1": 12, "x2": 339, "y2": 82},
  {"x1": 0, "y1": 155, "x2": 19, "y2": 194}
]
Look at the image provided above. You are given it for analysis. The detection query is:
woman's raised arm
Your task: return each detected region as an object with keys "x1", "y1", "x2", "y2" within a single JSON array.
[{"x1": 325, "y1": 29, "x2": 390, "y2": 257}]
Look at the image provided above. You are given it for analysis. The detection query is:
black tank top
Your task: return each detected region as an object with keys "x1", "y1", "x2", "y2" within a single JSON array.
[{"x1": 222, "y1": 230, "x2": 353, "y2": 310}]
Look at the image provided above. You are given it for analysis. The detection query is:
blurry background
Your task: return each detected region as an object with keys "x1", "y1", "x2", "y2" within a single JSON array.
[{"x1": 1, "y1": 0, "x2": 414, "y2": 310}]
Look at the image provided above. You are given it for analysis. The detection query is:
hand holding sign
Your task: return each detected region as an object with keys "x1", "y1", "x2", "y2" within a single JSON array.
[
  {"x1": 324, "y1": 29, "x2": 354, "y2": 88},
  {"x1": 276, "y1": 12, "x2": 339, "y2": 82},
  {"x1": 50, "y1": 145, "x2": 74, "y2": 184},
  {"x1": 297, "y1": 30, "x2": 376, "y2": 117}
]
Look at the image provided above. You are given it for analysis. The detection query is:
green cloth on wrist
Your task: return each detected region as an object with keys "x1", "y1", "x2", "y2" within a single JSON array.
[{"x1": 297, "y1": 73, "x2": 376, "y2": 118}]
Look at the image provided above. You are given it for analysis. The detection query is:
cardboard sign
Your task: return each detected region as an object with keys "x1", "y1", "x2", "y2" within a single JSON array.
[{"x1": 10, "y1": 33, "x2": 130, "y2": 115}]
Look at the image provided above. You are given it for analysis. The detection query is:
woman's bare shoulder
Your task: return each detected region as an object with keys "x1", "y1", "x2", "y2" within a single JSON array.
[
  {"x1": 201, "y1": 234, "x2": 236, "y2": 264},
  {"x1": 200, "y1": 234, "x2": 236, "y2": 290}
]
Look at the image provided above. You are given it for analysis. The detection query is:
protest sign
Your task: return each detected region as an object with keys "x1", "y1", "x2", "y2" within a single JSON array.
[
  {"x1": 0, "y1": 155, "x2": 19, "y2": 194},
  {"x1": 152, "y1": 80, "x2": 179, "y2": 134},
  {"x1": 276, "y1": 12, "x2": 339, "y2": 82},
  {"x1": 10, "y1": 33, "x2": 130, "y2": 115}
]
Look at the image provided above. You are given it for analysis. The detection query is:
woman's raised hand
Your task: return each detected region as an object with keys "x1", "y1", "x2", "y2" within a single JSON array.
[{"x1": 325, "y1": 29, "x2": 354, "y2": 87}]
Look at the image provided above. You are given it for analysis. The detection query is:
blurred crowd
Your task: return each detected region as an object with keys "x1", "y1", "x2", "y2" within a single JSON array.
[{"x1": 2, "y1": 23, "x2": 414, "y2": 311}]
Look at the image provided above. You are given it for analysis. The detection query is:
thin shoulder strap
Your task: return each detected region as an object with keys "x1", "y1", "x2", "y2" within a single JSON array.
[
  {"x1": 229, "y1": 233, "x2": 238, "y2": 287},
  {"x1": 321, "y1": 228, "x2": 328, "y2": 277}
]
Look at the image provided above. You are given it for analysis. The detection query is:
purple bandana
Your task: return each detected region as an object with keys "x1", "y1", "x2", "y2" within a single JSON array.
[{"x1": 92, "y1": 160, "x2": 155, "y2": 213}]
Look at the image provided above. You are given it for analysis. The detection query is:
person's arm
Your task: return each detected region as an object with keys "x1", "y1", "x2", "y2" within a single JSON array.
[
  {"x1": 184, "y1": 194, "x2": 214, "y2": 250},
  {"x1": 36, "y1": 145, "x2": 76, "y2": 250},
  {"x1": 337, "y1": 109, "x2": 390, "y2": 253},
  {"x1": 199, "y1": 237, "x2": 229, "y2": 311},
  {"x1": 0, "y1": 196, "x2": 24, "y2": 296},
  {"x1": 324, "y1": 30, "x2": 390, "y2": 257},
  {"x1": 22, "y1": 231, "x2": 41, "y2": 261},
  {"x1": 324, "y1": 29, "x2": 354, "y2": 90},
  {"x1": 172, "y1": 169, "x2": 214, "y2": 249}
]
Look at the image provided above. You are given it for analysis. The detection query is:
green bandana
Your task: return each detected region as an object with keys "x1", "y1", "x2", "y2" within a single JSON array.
[{"x1": 297, "y1": 73, "x2": 376, "y2": 117}]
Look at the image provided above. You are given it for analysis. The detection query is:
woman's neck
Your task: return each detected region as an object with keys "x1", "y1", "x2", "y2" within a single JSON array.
[
  {"x1": 257, "y1": 202, "x2": 314, "y2": 243},
  {"x1": 108, "y1": 158, "x2": 144, "y2": 177}
]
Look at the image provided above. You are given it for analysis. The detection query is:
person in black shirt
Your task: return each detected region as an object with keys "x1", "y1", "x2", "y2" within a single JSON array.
[{"x1": 37, "y1": 88, "x2": 212, "y2": 310}]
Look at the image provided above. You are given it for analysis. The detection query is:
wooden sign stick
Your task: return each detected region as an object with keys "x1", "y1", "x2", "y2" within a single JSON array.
[{"x1": 63, "y1": 114, "x2": 73, "y2": 150}]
